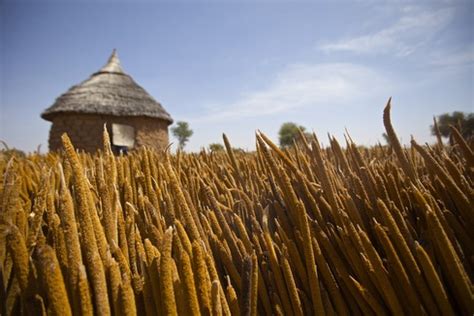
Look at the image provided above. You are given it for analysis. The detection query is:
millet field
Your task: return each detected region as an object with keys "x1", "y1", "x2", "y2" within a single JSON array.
[{"x1": 0, "y1": 102, "x2": 473, "y2": 315}]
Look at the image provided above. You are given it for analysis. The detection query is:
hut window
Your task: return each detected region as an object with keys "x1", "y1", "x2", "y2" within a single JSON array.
[{"x1": 111, "y1": 123, "x2": 135, "y2": 153}]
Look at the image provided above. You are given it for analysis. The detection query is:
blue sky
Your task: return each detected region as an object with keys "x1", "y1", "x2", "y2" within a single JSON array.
[{"x1": 1, "y1": 0, "x2": 473, "y2": 152}]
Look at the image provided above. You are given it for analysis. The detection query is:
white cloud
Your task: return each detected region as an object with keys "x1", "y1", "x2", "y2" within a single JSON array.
[
  {"x1": 319, "y1": 6, "x2": 454, "y2": 57},
  {"x1": 429, "y1": 44, "x2": 474, "y2": 67},
  {"x1": 191, "y1": 63, "x2": 391, "y2": 122}
]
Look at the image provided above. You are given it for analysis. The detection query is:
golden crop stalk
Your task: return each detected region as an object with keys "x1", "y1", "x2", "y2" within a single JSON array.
[{"x1": 0, "y1": 103, "x2": 472, "y2": 315}]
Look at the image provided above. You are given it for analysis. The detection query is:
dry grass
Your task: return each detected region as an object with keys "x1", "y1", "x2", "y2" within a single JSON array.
[{"x1": 1, "y1": 101, "x2": 473, "y2": 315}]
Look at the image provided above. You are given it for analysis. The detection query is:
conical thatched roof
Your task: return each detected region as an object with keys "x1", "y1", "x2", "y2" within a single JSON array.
[{"x1": 41, "y1": 50, "x2": 173, "y2": 124}]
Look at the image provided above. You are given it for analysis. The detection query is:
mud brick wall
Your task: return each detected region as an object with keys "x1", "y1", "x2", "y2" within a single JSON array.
[{"x1": 48, "y1": 113, "x2": 169, "y2": 153}]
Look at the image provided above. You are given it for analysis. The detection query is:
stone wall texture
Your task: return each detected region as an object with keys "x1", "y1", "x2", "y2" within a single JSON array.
[{"x1": 48, "y1": 113, "x2": 170, "y2": 153}]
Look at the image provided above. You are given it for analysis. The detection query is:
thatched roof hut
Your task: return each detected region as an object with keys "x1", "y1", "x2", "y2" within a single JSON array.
[{"x1": 42, "y1": 50, "x2": 173, "y2": 152}]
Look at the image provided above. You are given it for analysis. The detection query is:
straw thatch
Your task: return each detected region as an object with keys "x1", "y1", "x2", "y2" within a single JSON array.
[{"x1": 41, "y1": 50, "x2": 173, "y2": 124}]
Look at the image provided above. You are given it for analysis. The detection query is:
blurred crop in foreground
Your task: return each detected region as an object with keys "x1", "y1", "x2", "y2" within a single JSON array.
[{"x1": 1, "y1": 100, "x2": 473, "y2": 315}]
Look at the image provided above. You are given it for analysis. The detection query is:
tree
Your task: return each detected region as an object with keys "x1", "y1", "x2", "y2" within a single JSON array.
[
  {"x1": 431, "y1": 112, "x2": 474, "y2": 140},
  {"x1": 171, "y1": 121, "x2": 193, "y2": 150},
  {"x1": 209, "y1": 143, "x2": 224, "y2": 152},
  {"x1": 278, "y1": 122, "x2": 307, "y2": 148}
]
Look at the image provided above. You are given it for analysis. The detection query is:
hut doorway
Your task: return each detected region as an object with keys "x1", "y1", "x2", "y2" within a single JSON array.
[{"x1": 111, "y1": 123, "x2": 135, "y2": 154}]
